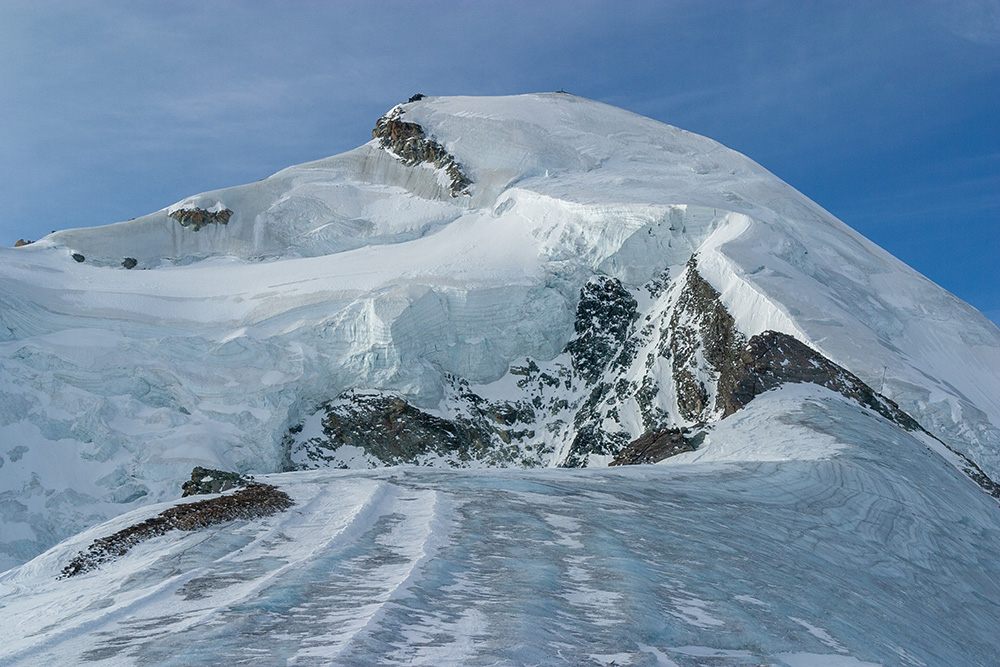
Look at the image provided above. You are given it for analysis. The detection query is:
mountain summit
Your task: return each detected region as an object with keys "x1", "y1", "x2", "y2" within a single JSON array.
[{"x1": 2, "y1": 94, "x2": 999, "y2": 664}]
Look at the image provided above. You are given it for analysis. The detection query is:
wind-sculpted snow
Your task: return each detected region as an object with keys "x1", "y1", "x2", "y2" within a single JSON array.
[
  {"x1": 2, "y1": 389, "x2": 999, "y2": 665},
  {"x1": 695, "y1": 203, "x2": 1000, "y2": 479},
  {"x1": 2, "y1": 93, "x2": 999, "y2": 573}
]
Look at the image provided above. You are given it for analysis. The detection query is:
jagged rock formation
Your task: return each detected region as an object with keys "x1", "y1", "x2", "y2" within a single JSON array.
[
  {"x1": 372, "y1": 103, "x2": 472, "y2": 197},
  {"x1": 14, "y1": 239, "x2": 31, "y2": 247},
  {"x1": 668, "y1": 257, "x2": 746, "y2": 422},
  {"x1": 954, "y1": 450, "x2": 1000, "y2": 499},
  {"x1": 288, "y1": 256, "x2": 947, "y2": 471},
  {"x1": 565, "y1": 276, "x2": 638, "y2": 384},
  {"x1": 725, "y1": 330, "x2": 921, "y2": 430},
  {"x1": 168, "y1": 207, "x2": 233, "y2": 231},
  {"x1": 121, "y1": 257, "x2": 137, "y2": 270},
  {"x1": 57, "y1": 481, "x2": 293, "y2": 578},
  {"x1": 315, "y1": 393, "x2": 492, "y2": 465},
  {"x1": 561, "y1": 277, "x2": 640, "y2": 467},
  {"x1": 292, "y1": 390, "x2": 535, "y2": 468}
]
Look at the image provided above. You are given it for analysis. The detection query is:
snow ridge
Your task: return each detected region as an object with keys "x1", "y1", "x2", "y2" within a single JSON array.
[{"x1": 1, "y1": 93, "x2": 998, "y2": 576}]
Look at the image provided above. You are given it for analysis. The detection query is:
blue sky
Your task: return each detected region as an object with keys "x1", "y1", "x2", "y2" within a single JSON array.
[{"x1": 2, "y1": 1, "x2": 997, "y2": 323}]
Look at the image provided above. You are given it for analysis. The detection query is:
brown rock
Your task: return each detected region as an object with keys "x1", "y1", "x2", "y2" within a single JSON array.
[
  {"x1": 609, "y1": 428, "x2": 699, "y2": 466},
  {"x1": 169, "y1": 207, "x2": 233, "y2": 231}
]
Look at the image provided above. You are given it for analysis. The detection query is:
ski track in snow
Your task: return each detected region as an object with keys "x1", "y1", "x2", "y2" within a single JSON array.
[
  {"x1": 3, "y1": 393, "x2": 1000, "y2": 666},
  {"x1": 2, "y1": 93, "x2": 1000, "y2": 665},
  {"x1": 2, "y1": 93, "x2": 999, "y2": 577}
]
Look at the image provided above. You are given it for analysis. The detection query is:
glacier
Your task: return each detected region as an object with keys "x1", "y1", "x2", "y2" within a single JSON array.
[
  {"x1": 2, "y1": 386, "x2": 999, "y2": 665},
  {"x1": 1, "y1": 93, "x2": 999, "y2": 663}
]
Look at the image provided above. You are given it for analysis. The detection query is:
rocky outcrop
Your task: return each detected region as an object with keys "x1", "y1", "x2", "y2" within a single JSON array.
[
  {"x1": 322, "y1": 393, "x2": 488, "y2": 464},
  {"x1": 292, "y1": 390, "x2": 536, "y2": 468},
  {"x1": 659, "y1": 257, "x2": 923, "y2": 434},
  {"x1": 13, "y1": 239, "x2": 31, "y2": 247},
  {"x1": 58, "y1": 481, "x2": 293, "y2": 578},
  {"x1": 559, "y1": 260, "x2": 933, "y2": 466},
  {"x1": 169, "y1": 207, "x2": 233, "y2": 231},
  {"x1": 724, "y1": 330, "x2": 920, "y2": 430},
  {"x1": 565, "y1": 276, "x2": 638, "y2": 384},
  {"x1": 560, "y1": 277, "x2": 641, "y2": 466},
  {"x1": 71, "y1": 253, "x2": 85, "y2": 263},
  {"x1": 609, "y1": 427, "x2": 703, "y2": 466},
  {"x1": 372, "y1": 105, "x2": 471, "y2": 197},
  {"x1": 949, "y1": 446, "x2": 1000, "y2": 499},
  {"x1": 181, "y1": 466, "x2": 252, "y2": 497},
  {"x1": 668, "y1": 257, "x2": 746, "y2": 422},
  {"x1": 286, "y1": 258, "x2": 938, "y2": 471}
]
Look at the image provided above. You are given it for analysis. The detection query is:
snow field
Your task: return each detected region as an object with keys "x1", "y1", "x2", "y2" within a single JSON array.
[
  {"x1": 0, "y1": 92, "x2": 998, "y2": 667},
  {"x1": 3, "y1": 387, "x2": 1000, "y2": 665}
]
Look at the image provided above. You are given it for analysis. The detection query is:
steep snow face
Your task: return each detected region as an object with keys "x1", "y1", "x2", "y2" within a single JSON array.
[
  {"x1": 4, "y1": 388, "x2": 1000, "y2": 666},
  {"x1": 693, "y1": 195, "x2": 1000, "y2": 478},
  {"x1": 1, "y1": 93, "x2": 998, "y2": 572}
]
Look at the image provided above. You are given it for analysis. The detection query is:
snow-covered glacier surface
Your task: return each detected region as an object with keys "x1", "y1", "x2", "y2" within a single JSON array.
[
  {"x1": 2, "y1": 387, "x2": 999, "y2": 666},
  {"x1": 1, "y1": 92, "x2": 999, "y2": 579}
]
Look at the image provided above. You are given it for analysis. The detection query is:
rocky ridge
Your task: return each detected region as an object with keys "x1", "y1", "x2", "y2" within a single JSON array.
[
  {"x1": 372, "y1": 102, "x2": 472, "y2": 197},
  {"x1": 288, "y1": 254, "x2": 954, "y2": 476},
  {"x1": 58, "y1": 475, "x2": 293, "y2": 579}
]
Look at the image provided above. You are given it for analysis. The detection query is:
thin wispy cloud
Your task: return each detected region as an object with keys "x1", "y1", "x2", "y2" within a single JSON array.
[{"x1": 938, "y1": 0, "x2": 1000, "y2": 44}]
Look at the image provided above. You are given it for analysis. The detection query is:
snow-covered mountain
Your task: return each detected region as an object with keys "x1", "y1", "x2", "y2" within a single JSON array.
[{"x1": 2, "y1": 93, "x2": 999, "y2": 664}]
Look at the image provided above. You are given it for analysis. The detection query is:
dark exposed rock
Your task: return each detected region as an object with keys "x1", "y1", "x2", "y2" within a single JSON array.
[
  {"x1": 289, "y1": 260, "x2": 936, "y2": 472},
  {"x1": 562, "y1": 423, "x2": 630, "y2": 468},
  {"x1": 660, "y1": 257, "x2": 918, "y2": 430},
  {"x1": 14, "y1": 239, "x2": 31, "y2": 247},
  {"x1": 72, "y1": 253, "x2": 85, "y2": 263},
  {"x1": 324, "y1": 394, "x2": 486, "y2": 463},
  {"x1": 294, "y1": 390, "x2": 535, "y2": 468},
  {"x1": 644, "y1": 268, "x2": 671, "y2": 298},
  {"x1": 169, "y1": 207, "x2": 233, "y2": 231},
  {"x1": 58, "y1": 481, "x2": 293, "y2": 578},
  {"x1": 609, "y1": 427, "x2": 703, "y2": 466},
  {"x1": 946, "y1": 443, "x2": 1000, "y2": 499},
  {"x1": 372, "y1": 106, "x2": 472, "y2": 197},
  {"x1": 181, "y1": 466, "x2": 251, "y2": 497},
  {"x1": 635, "y1": 375, "x2": 668, "y2": 432},
  {"x1": 565, "y1": 276, "x2": 638, "y2": 385},
  {"x1": 607, "y1": 258, "x2": 926, "y2": 468},
  {"x1": 668, "y1": 257, "x2": 746, "y2": 422},
  {"x1": 723, "y1": 330, "x2": 920, "y2": 431},
  {"x1": 407, "y1": 93, "x2": 426, "y2": 103},
  {"x1": 724, "y1": 332, "x2": 1000, "y2": 498},
  {"x1": 122, "y1": 257, "x2": 137, "y2": 270},
  {"x1": 559, "y1": 276, "x2": 641, "y2": 466}
]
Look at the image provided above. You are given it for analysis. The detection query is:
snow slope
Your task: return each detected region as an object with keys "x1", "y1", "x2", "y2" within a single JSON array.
[
  {"x1": 2, "y1": 387, "x2": 999, "y2": 666},
  {"x1": 1, "y1": 93, "x2": 998, "y2": 575}
]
